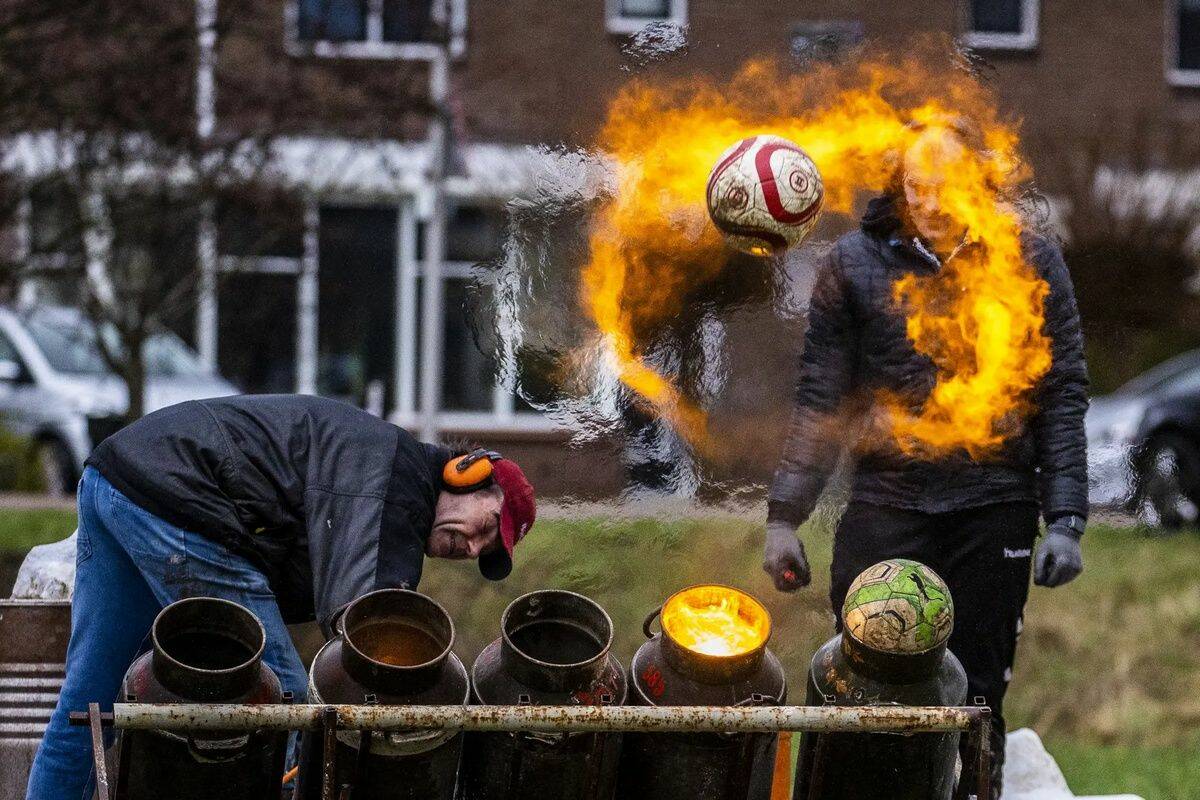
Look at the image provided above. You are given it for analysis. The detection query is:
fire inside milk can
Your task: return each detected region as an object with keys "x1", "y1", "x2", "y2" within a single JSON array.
[{"x1": 618, "y1": 584, "x2": 786, "y2": 800}]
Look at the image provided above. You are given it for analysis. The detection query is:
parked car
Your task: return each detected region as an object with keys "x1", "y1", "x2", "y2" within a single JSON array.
[
  {"x1": 0, "y1": 305, "x2": 238, "y2": 495},
  {"x1": 1086, "y1": 349, "x2": 1200, "y2": 528}
]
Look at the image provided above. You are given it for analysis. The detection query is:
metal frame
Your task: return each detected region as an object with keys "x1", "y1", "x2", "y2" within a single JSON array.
[
  {"x1": 1167, "y1": 0, "x2": 1200, "y2": 88},
  {"x1": 282, "y1": 0, "x2": 469, "y2": 60},
  {"x1": 962, "y1": 0, "x2": 1039, "y2": 51},
  {"x1": 389, "y1": 197, "x2": 557, "y2": 435},
  {"x1": 74, "y1": 702, "x2": 993, "y2": 800},
  {"x1": 605, "y1": 0, "x2": 688, "y2": 35}
]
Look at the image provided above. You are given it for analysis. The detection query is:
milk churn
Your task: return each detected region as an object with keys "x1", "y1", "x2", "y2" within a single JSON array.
[
  {"x1": 794, "y1": 559, "x2": 968, "y2": 800},
  {"x1": 115, "y1": 597, "x2": 287, "y2": 799},
  {"x1": 296, "y1": 588, "x2": 470, "y2": 800},
  {"x1": 459, "y1": 589, "x2": 627, "y2": 800},
  {"x1": 617, "y1": 584, "x2": 786, "y2": 800}
]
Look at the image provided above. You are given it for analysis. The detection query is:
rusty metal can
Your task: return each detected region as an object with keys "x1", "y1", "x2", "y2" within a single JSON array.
[
  {"x1": 796, "y1": 558, "x2": 968, "y2": 800},
  {"x1": 459, "y1": 589, "x2": 627, "y2": 800},
  {"x1": 115, "y1": 597, "x2": 287, "y2": 800},
  {"x1": 616, "y1": 585, "x2": 786, "y2": 800},
  {"x1": 296, "y1": 588, "x2": 469, "y2": 800},
  {"x1": 793, "y1": 631, "x2": 968, "y2": 800}
]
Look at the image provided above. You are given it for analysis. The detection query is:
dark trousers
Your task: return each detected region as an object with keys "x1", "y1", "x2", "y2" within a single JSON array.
[{"x1": 829, "y1": 500, "x2": 1039, "y2": 797}]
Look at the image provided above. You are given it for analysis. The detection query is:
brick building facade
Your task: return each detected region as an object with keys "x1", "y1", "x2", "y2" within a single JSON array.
[{"x1": 4, "y1": 1, "x2": 1199, "y2": 496}]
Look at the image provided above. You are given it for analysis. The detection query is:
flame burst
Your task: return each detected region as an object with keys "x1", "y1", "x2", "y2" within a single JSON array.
[
  {"x1": 582, "y1": 44, "x2": 1052, "y2": 457},
  {"x1": 661, "y1": 585, "x2": 770, "y2": 657}
]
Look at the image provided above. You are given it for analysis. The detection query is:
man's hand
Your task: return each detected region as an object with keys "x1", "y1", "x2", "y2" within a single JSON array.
[
  {"x1": 1033, "y1": 517, "x2": 1085, "y2": 588},
  {"x1": 763, "y1": 521, "x2": 811, "y2": 592}
]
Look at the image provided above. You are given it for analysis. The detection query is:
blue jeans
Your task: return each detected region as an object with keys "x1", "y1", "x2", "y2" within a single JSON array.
[{"x1": 26, "y1": 467, "x2": 309, "y2": 800}]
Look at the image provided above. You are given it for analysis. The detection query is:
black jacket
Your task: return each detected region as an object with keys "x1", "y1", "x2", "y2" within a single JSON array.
[
  {"x1": 767, "y1": 196, "x2": 1089, "y2": 527},
  {"x1": 87, "y1": 394, "x2": 448, "y2": 631}
]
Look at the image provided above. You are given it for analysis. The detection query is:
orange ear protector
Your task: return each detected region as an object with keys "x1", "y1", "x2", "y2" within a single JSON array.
[{"x1": 442, "y1": 449, "x2": 503, "y2": 493}]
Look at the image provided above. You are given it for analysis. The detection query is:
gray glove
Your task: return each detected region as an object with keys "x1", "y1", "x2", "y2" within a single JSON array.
[
  {"x1": 762, "y1": 521, "x2": 811, "y2": 592},
  {"x1": 1033, "y1": 517, "x2": 1085, "y2": 588}
]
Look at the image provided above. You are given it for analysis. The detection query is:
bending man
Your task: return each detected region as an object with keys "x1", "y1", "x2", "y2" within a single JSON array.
[{"x1": 28, "y1": 394, "x2": 536, "y2": 800}]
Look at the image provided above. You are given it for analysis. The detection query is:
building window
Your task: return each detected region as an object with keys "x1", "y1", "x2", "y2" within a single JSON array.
[
  {"x1": 438, "y1": 277, "x2": 496, "y2": 411},
  {"x1": 211, "y1": 195, "x2": 313, "y2": 395},
  {"x1": 219, "y1": 273, "x2": 298, "y2": 394},
  {"x1": 316, "y1": 206, "x2": 398, "y2": 411},
  {"x1": 27, "y1": 184, "x2": 83, "y2": 266},
  {"x1": 412, "y1": 202, "x2": 523, "y2": 415},
  {"x1": 1170, "y1": 0, "x2": 1200, "y2": 86},
  {"x1": 383, "y1": 0, "x2": 435, "y2": 43},
  {"x1": 619, "y1": 0, "x2": 670, "y2": 19},
  {"x1": 963, "y1": 0, "x2": 1038, "y2": 51},
  {"x1": 606, "y1": 0, "x2": 687, "y2": 35},
  {"x1": 297, "y1": 0, "x2": 366, "y2": 42},
  {"x1": 217, "y1": 194, "x2": 305, "y2": 264},
  {"x1": 286, "y1": 0, "x2": 467, "y2": 59},
  {"x1": 385, "y1": 199, "x2": 552, "y2": 435}
]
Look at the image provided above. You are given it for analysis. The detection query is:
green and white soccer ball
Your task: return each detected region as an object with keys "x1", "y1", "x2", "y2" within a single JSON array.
[{"x1": 842, "y1": 559, "x2": 953, "y2": 654}]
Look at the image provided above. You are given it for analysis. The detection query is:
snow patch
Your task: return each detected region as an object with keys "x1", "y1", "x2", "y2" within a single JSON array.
[
  {"x1": 12, "y1": 533, "x2": 77, "y2": 600},
  {"x1": 1004, "y1": 728, "x2": 1144, "y2": 800}
]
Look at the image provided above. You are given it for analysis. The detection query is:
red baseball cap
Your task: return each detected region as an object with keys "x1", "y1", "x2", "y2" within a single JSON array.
[{"x1": 479, "y1": 459, "x2": 536, "y2": 580}]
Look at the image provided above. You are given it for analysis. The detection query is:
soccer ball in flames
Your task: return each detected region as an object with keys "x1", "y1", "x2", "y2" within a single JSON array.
[
  {"x1": 705, "y1": 134, "x2": 824, "y2": 256},
  {"x1": 842, "y1": 559, "x2": 954, "y2": 654}
]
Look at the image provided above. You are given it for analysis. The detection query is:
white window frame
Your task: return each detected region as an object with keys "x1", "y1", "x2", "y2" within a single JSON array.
[
  {"x1": 196, "y1": 200, "x2": 316, "y2": 393},
  {"x1": 285, "y1": 0, "x2": 468, "y2": 60},
  {"x1": 388, "y1": 197, "x2": 555, "y2": 435},
  {"x1": 605, "y1": 0, "x2": 687, "y2": 35},
  {"x1": 16, "y1": 190, "x2": 101, "y2": 305},
  {"x1": 963, "y1": 0, "x2": 1039, "y2": 51},
  {"x1": 1168, "y1": 0, "x2": 1200, "y2": 87}
]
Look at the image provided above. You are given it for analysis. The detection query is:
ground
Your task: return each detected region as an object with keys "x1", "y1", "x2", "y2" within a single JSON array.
[{"x1": 2, "y1": 509, "x2": 1197, "y2": 800}]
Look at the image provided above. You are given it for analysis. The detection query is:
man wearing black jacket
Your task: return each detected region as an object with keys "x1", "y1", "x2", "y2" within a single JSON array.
[
  {"x1": 762, "y1": 125, "x2": 1088, "y2": 794},
  {"x1": 28, "y1": 394, "x2": 537, "y2": 800}
]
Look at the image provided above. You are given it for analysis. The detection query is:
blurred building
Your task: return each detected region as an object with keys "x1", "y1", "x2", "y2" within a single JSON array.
[{"x1": 2, "y1": 1, "x2": 1198, "y2": 495}]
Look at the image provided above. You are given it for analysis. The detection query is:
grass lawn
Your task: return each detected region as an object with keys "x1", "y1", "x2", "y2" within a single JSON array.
[
  {"x1": 3, "y1": 508, "x2": 1197, "y2": 799},
  {"x1": 0, "y1": 507, "x2": 78, "y2": 554}
]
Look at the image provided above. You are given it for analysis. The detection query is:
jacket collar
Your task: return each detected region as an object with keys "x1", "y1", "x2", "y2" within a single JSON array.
[{"x1": 861, "y1": 194, "x2": 973, "y2": 274}]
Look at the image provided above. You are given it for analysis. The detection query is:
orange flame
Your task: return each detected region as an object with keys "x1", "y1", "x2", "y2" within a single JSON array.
[
  {"x1": 582, "y1": 44, "x2": 1051, "y2": 457},
  {"x1": 661, "y1": 585, "x2": 770, "y2": 657}
]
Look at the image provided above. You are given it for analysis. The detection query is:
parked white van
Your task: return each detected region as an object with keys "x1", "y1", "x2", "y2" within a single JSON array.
[{"x1": 0, "y1": 305, "x2": 238, "y2": 494}]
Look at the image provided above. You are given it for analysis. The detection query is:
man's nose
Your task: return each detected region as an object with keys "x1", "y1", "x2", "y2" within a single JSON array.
[{"x1": 467, "y1": 535, "x2": 486, "y2": 558}]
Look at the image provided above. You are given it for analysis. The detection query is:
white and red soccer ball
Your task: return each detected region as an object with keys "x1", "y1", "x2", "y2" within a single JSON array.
[{"x1": 705, "y1": 134, "x2": 824, "y2": 256}]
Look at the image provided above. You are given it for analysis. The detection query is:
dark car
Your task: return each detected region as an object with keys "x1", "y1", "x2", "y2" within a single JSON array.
[{"x1": 1087, "y1": 350, "x2": 1200, "y2": 528}]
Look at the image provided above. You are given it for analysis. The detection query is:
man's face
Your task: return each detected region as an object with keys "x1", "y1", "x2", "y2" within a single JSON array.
[
  {"x1": 426, "y1": 486, "x2": 504, "y2": 560},
  {"x1": 901, "y1": 131, "x2": 969, "y2": 250}
]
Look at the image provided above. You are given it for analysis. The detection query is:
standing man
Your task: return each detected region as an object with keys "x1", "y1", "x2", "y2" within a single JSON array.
[
  {"x1": 762, "y1": 122, "x2": 1088, "y2": 795},
  {"x1": 28, "y1": 394, "x2": 537, "y2": 800}
]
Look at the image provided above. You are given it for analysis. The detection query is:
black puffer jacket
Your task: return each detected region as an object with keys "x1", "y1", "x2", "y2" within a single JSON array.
[
  {"x1": 767, "y1": 196, "x2": 1089, "y2": 527},
  {"x1": 88, "y1": 395, "x2": 449, "y2": 631}
]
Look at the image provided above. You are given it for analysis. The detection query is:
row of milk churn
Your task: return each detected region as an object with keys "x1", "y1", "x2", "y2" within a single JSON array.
[{"x1": 109, "y1": 558, "x2": 967, "y2": 800}]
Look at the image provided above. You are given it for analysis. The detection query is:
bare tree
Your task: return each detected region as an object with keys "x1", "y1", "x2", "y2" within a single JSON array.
[
  {"x1": 1038, "y1": 114, "x2": 1200, "y2": 390},
  {"x1": 0, "y1": 0, "x2": 436, "y2": 421}
]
